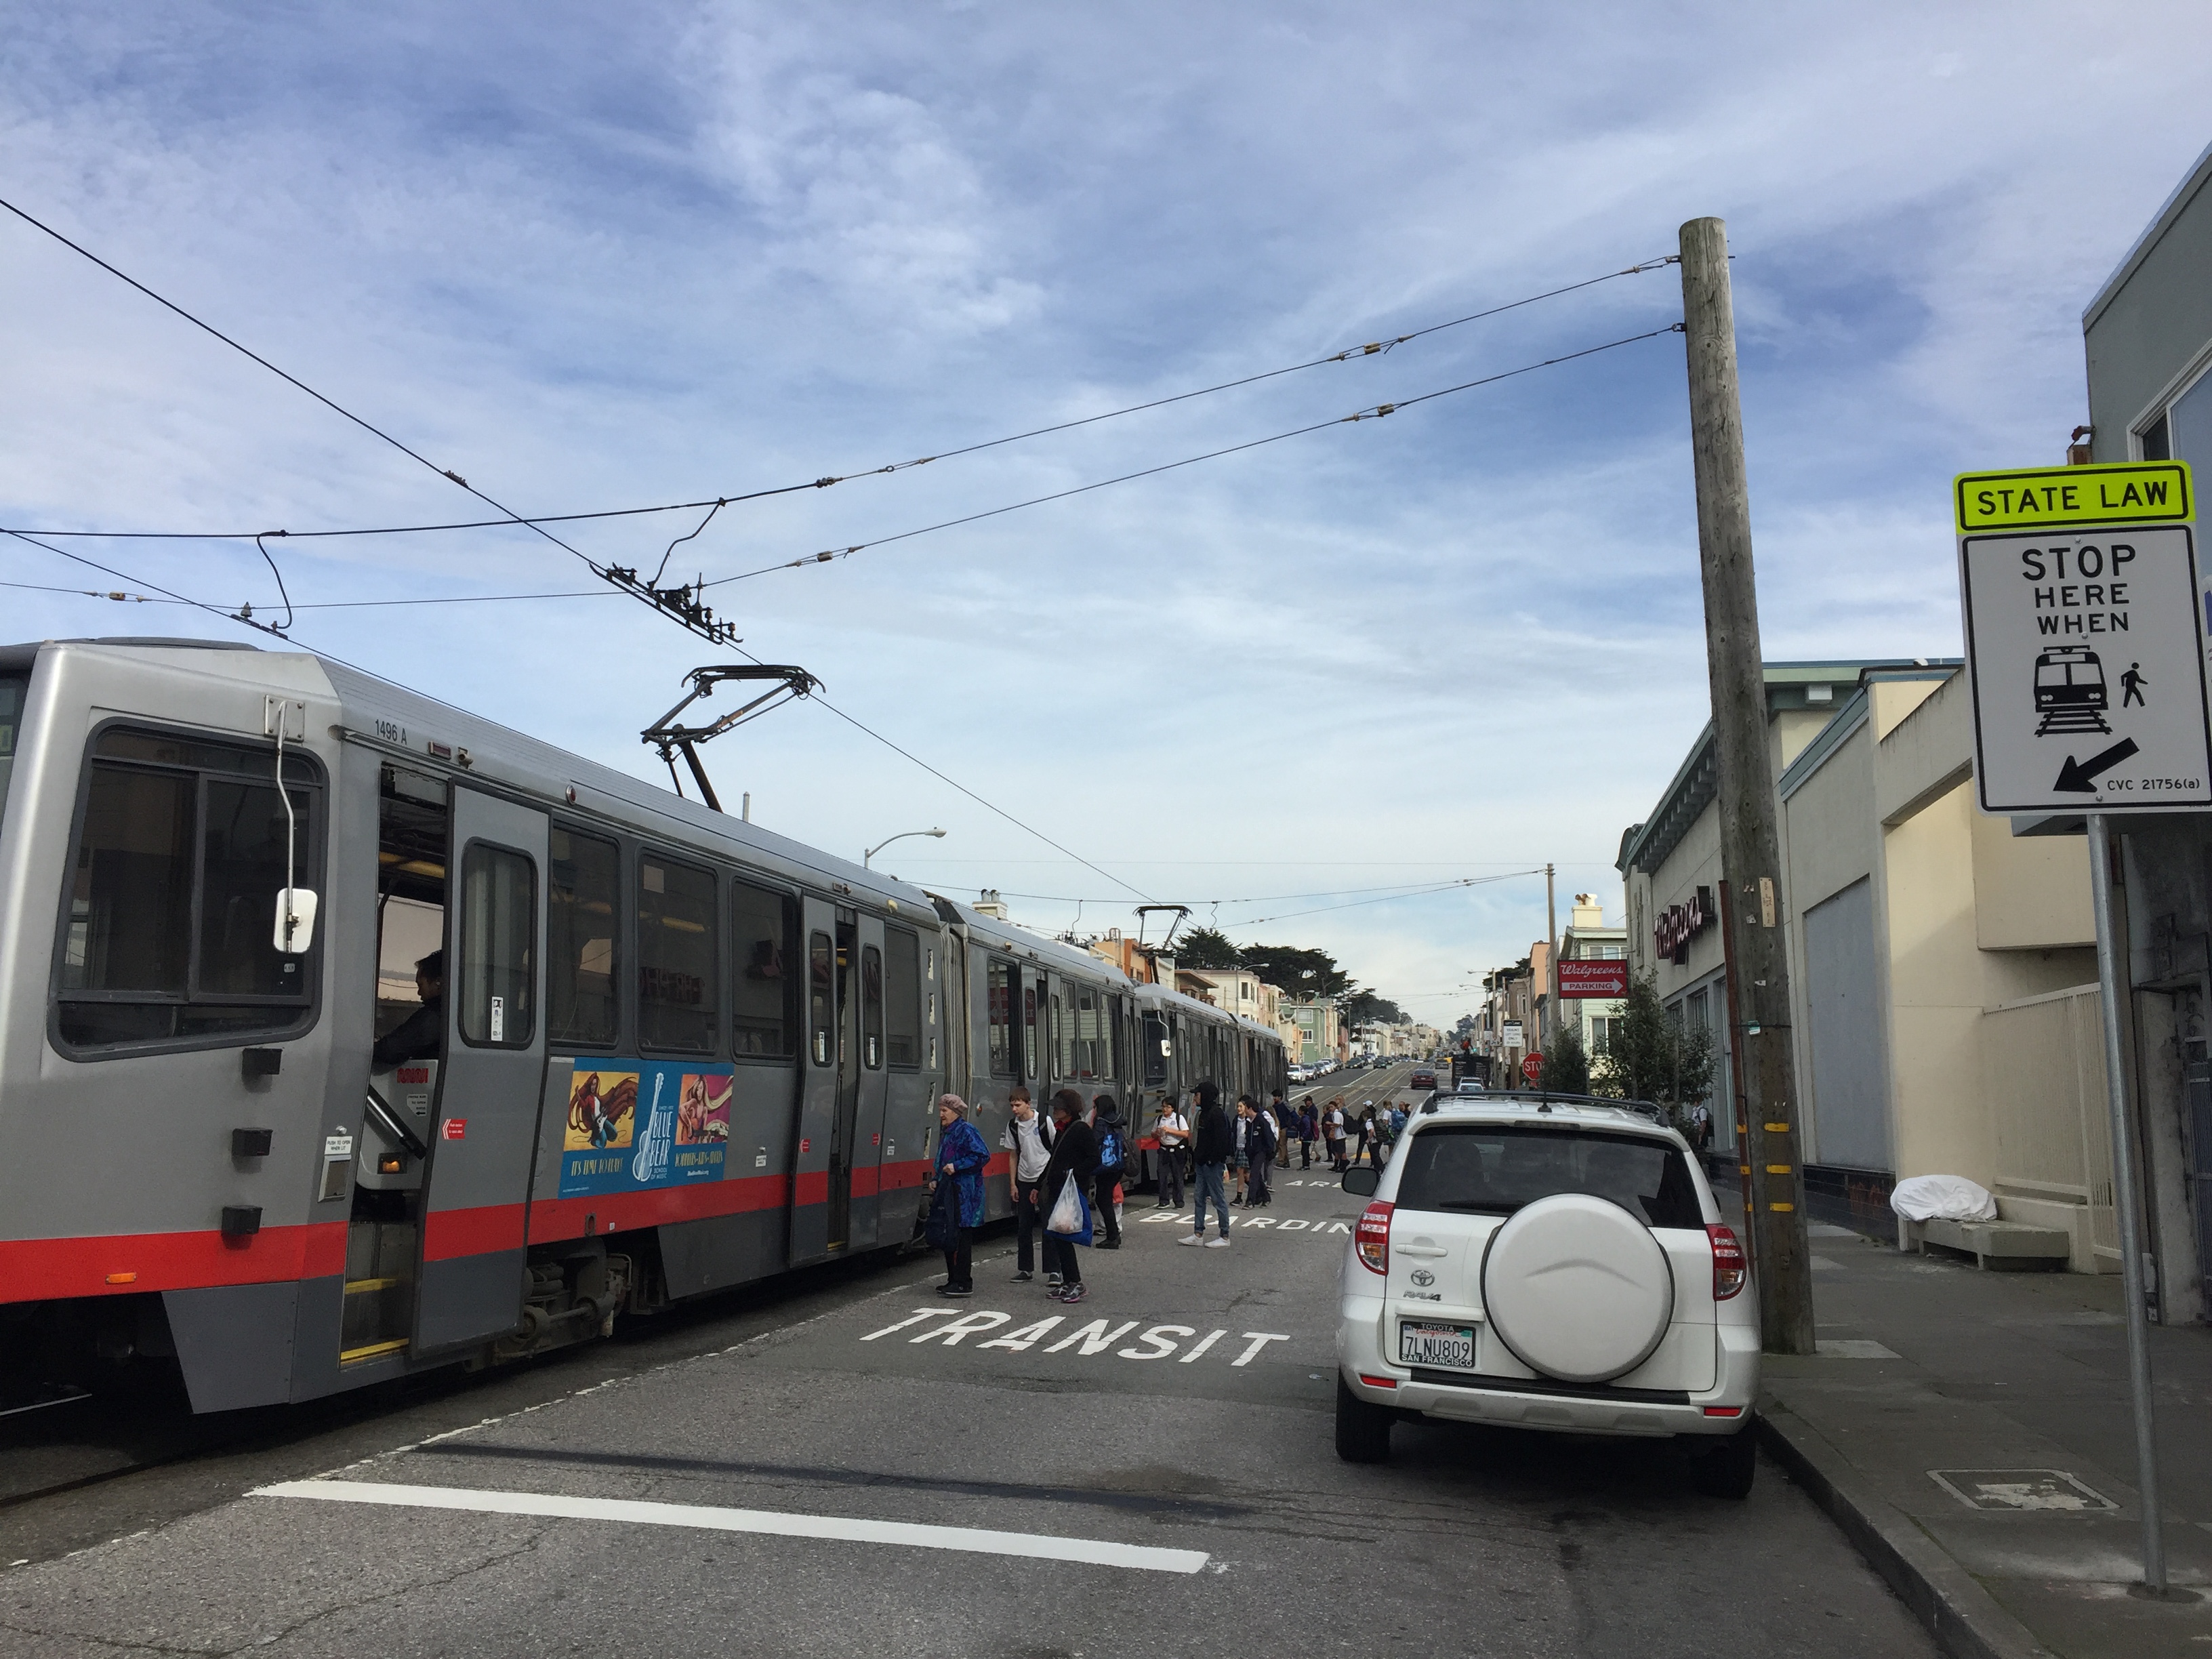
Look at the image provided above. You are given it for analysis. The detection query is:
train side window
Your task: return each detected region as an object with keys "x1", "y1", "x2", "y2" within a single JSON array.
[
  {"x1": 457, "y1": 843, "x2": 535, "y2": 1047},
  {"x1": 861, "y1": 945, "x2": 884, "y2": 1069},
  {"x1": 808, "y1": 931, "x2": 834, "y2": 1065},
  {"x1": 56, "y1": 727, "x2": 320, "y2": 1051},
  {"x1": 1142, "y1": 1011, "x2": 1169, "y2": 1087},
  {"x1": 986, "y1": 958, "x2": 1014, "y2": 1076},
  {"x1": 1024, "y1": 979, "x2": 1040, "y2": 1081},
  {"x1": 548, "y1": 827, "x2": 619, "y2": 1050},
  {"x1": 731, "y1": 880, "x2": 795, "y2": 1059},
  {"x1": 638, "y1": 855, "x2": 717, "y2": 1054},
  {"x1": 884, "y1": 926, "x2": 921, "y2": 1068},
  {"x1": 0, "y1": 672, "x2": 26, "y2": 824},
  {"x1": 1073, "y1": 987, "x2": 1101, "y2": 1080}
]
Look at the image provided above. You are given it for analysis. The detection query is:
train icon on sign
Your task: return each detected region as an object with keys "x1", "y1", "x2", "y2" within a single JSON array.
[{"x1": 2033, "y1": 647, "x2": 2112, "y2": 736}]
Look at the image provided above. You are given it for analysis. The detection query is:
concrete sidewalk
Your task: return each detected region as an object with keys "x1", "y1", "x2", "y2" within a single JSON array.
[{"x1": 1751, "y1": 1217, "x2": 2212, "y2": 1659}]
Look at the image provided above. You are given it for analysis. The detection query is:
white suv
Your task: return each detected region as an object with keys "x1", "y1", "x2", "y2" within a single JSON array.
[{"x1": 1333, "y1": 1094, "x2": 1760, "y2": 1497}]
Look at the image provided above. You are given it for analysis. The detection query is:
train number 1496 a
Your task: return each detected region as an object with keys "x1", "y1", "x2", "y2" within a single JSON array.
[{"x1": 374, "y1": 719, "x2": 408, "y2": 744}]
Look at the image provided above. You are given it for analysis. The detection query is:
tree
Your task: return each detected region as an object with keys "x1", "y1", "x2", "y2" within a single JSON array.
[
  {"x1": 1595, "y1": 972, "x2": 1714, "y2": 1120},
  {"x1": 1240, "y1": 943, "x2": 1352, "y2": 1000},
  {"x1": 1544, "y1": 1025, "x2": 1591, "y2": 1095},
  {"x1": 1340, "y1": 991, "x2": 1405, "y2": 1027},
  {"x1": 1173, "y1": 925, "x2": 1242, "y2": 969}
]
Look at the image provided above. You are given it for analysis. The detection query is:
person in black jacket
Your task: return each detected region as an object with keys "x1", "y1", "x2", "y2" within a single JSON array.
[
  {"x1": 1090, "y1": 1094, "x2": 1126, "y2": 1249},
  {"x1": 373, "y1": 951, "x2": 445, "y2": 1067},
  {"x1": 1180, "y1": 1079, "x2": 1234, "y2": 1247},
  {"x1": 1033, "y1": 1089, "x2": 1098, "y2": 1303}
]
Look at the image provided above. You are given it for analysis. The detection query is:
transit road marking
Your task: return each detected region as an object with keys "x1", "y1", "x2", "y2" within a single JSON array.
[
  {"x1": 857, "y1": 1308, "x2": 1291, "y2": 1365},
  {"x1": 253, "y1": 1479, "x2": 1210, "y2": 1574}
]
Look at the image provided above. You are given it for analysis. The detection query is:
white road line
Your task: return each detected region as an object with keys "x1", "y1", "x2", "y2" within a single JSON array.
[{"x1": 253, "y1": 1480, "x2": 1210, "y2": 1575}]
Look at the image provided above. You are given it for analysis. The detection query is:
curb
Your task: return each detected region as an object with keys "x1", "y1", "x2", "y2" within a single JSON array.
[{"x1": 1756, "y1": 1400, "x2": 2053, "y2": 1659}]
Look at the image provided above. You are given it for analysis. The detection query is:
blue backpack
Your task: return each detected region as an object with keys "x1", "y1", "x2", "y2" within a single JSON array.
[{"x1": 1098, "y1": 1126, "x2": 1125, "y2": 1170}]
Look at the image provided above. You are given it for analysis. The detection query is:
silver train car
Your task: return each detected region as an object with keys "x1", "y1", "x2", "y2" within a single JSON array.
[{"x1": 0, "y1": 638, "x2": 1286, "y2": 1412}]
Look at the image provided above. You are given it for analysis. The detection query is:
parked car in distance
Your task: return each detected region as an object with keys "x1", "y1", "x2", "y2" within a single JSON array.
[
  {"x1": 1331, "y1": 1090, "x2": 1759, "y2": 1497},
  {"x1": 1408, "y1": 1067, "x2": 1437, "y2": 1090}
]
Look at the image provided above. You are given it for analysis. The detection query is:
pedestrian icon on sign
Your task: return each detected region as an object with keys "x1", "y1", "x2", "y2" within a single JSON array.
[{"x1": 2122, "y1": 663, "x2": 2148, "y2": 707}]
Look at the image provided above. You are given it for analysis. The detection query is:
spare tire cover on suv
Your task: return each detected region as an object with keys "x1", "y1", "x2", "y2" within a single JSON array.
[{"x1": 1480, "y1": 1192, "x2": 1675, "y2": 1383}]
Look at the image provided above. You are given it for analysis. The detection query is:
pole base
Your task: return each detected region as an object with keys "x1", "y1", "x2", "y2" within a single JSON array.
[{"x1": 2127, "y1": 1583, "x2": 2198, "y2": 1603}]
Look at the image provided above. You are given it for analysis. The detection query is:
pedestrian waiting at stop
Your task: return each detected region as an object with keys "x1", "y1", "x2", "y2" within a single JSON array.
[
  {"x1": 1271, "y1": 1089, "x2": 1294, "y2": 1167},
  {"x1": 1152, "y1": 1093, "x2": 1189, "y2": 1210},
  {"x1": 1325, "y1": 1097, "x2": 1349, "y2": 1171},
  {"x1": 1000, "y1": 1088, "x2": 1055, "y2": 1284},
  {"x1": 1352, "y1": 1104, "x2": 1374, "y2": 1168},
  {"x1": 926, "y1": 1094, "x2": 990, "y2": 1297},
  {"x1": 1298, "y1": 1097, "x2": 1318, "y2": 1169},
  {"x1": 1036, "y1": 1089, "x2": 1099, "y2": 1303},
  {"x1": 1238, "y1": 1097, "x2": 1275, "y2": 1206},
  {"x1": 1180, "y1": 1079, "x2": 1234, "y2": 1248},
  {"x1": 1229, "y1": 1100, "x2": 1251, "y2": 1205},
  {"x1": 1090, "y1": 1093, "x2": 1126, "y2": 1249}
]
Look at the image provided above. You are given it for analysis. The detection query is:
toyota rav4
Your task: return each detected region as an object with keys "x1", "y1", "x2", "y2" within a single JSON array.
[{"x1": 1332, "y1": 1093, "x2": 1759, "y2": 1496}]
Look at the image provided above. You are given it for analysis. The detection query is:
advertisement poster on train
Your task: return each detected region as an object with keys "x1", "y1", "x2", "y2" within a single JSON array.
[{"x1": 559, "y1": 1061, "x2": 731, "y2": 1197}]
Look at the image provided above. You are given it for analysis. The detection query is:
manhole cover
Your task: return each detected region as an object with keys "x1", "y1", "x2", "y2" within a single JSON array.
[{"x1": 1929, "y1": 1469, "x2": 2116, "y2": 1511}]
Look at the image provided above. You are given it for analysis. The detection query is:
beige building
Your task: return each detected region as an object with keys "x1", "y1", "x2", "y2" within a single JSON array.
[
  {"x1": 1618, "y1": 661, "x2": 1935, "y2": 1148},
  {"x1": 1180, "y1": 967, "x2": 1281, "y2": 1030},
  {"x1": 1620, "y1": 661, "x2": 2115, "y2": 1273}
]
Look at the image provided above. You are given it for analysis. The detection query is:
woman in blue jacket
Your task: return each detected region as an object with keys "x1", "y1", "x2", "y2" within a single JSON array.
[{"x1": 928, "y1": 1094, "x2": 991, "y2": 1296}]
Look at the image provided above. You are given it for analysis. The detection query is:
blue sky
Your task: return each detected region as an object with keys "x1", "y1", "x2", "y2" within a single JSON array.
[{"x1": 3, "y1": 3, "x2": 2208, "y2": 1021}]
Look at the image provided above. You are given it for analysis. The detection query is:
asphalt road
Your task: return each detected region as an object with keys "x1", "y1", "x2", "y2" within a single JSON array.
[{"x1": 0, "y1": 1061, "x2": 1939, "y2": 1658}]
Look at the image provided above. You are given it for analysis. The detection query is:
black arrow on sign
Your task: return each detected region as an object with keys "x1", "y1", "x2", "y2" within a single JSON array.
[{"x1": 2053, "y1": 737, "x2": 2140, "y2": 794}]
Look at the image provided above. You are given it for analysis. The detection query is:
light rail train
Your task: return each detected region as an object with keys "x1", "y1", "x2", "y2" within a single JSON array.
[{"x1": 0, "y1": 638, "x2": 1284, "y2": 1413}]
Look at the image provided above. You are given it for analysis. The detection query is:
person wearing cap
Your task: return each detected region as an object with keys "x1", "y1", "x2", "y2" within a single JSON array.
[{"x1": 926, "y1": 1094, "x2": 991, "y2": 1296}]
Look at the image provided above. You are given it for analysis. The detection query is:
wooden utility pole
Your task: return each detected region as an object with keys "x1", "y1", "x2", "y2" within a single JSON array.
[
  {"x1": 1542, "y1": 863, "x2": 1557, "y2": 1049},
  {"x1": 1679, "y1": 217, "x2": 1816, "y2": 1355}
]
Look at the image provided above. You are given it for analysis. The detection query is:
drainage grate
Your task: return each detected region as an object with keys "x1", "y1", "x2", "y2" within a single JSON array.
[{"x1": 1929, "y1": 1469, "x2": 2116, "y2": 1511}]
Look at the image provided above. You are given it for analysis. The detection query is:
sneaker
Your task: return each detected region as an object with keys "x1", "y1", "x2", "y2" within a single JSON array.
[
  {"x1": 1011, "y1": 1270, "x2": 1033, "y2": 1282},
  {"x1": 943, "y1": 1285, "x2": 974, "y2": 1297},
  {"x1": 1204, "y1": 1236, "x2": 1231, "y2": 1248},
  {"x1": 1178, "y1": 1233, "x2": 1205, "y2": 1246},
  {"x1": 1054, "y1": 1284, "x2": 1088, "y2": 1304},
  {"x1": 1097, "y1": 1238, "x2": 1121, "y2": 1250},
  {"x1": 1046, "y1": 1273, "x2": 1064, "y2": 1286}
]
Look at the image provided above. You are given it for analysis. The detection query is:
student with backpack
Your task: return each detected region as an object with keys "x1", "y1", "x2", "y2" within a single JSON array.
[
  {"x1": 1298, "y1": 1098, "x2": 1318, "y2": 1169},
  {"x1": 1090, "y1": 1094, "x2": 1126, "y2": 1249},
  {"x1": 1240, "y1": 1097, "x2": 1275, "y2": 1206}
]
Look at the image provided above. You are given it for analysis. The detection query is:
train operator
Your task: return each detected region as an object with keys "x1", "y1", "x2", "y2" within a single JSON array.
[{"x1": 373, "y1": 949, "x2": 446, "y2": 1067}]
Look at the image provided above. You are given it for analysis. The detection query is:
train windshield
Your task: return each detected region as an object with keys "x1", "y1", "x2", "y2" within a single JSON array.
[{"x1": 0, "y1": 674, "x2": 26, "y2": 831}]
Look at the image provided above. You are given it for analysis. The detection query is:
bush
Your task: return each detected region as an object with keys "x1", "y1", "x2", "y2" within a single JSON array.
[{"x1": 1543, "y1": 1025, "x2": 1591, "y2": 1094}]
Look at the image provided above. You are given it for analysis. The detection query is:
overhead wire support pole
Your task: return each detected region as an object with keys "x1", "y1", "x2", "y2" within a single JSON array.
[
  {"x1": 2087, "y1": 812, "x2": 2172, "y2": 1598},
  {"x1": 1678, "y1": 215, "x2": 1816, "y2": 1356}
]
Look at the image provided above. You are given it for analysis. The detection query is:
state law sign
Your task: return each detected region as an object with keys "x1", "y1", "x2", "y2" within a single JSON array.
[{"x1": 1956, "y1": 462, "x2": 2205, "y2": 814}]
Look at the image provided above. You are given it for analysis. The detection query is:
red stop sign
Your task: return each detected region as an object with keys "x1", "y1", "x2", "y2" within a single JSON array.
[{"x1": 1521, "y1": 1052, "x2": 1544, "y2": 1082}]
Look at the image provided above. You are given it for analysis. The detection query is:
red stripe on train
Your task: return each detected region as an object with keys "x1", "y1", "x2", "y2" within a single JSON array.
[
  {"x1": 5, "y1": 1158, "x2": 943, "y2": 1296},
  {"x1": 0, "y1": 1221, "x2": 349, "y2": 1304}
]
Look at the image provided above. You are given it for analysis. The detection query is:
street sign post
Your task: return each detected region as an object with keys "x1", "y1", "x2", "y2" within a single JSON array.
[{"x1": 1955, "y1": 459, "x2": 2196, "y2": 1599}]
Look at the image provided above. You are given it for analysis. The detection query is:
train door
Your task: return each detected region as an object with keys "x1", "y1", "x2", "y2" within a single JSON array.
[
  {"x1": 411, "y1": 786, "x2": 548, "y2": 1353},
  {"x1": 845, "y1": 914, "x2": 889, "y2": 1250},
  {"x1": 790, "y1": 895, "x2": 842, "y2": 1262}
]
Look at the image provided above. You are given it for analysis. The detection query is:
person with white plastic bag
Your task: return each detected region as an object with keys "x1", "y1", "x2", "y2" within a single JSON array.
[{"x1": 1034, "y1": 1089, "x2": 1099, "y2": 1305}]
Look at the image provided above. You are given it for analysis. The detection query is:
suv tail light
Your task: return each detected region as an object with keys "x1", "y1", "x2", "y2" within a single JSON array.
[
  {"x1": 1355, "y1": 1200, "x2": 1394, "y2": 1275},
  {"x1": 1707, "y1": 1223, "x2": 1746, "y2": 1300}
]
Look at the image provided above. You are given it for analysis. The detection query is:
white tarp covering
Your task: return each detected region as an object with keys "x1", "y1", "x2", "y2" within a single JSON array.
[{"x1": 1890, "y1": 1174, "x2": 2000, "y2": 1223}]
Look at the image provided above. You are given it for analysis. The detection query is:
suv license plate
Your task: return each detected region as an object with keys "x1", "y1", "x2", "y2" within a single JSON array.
[{"x1": 1399, "y1": 1322, "x2": 1475, "y2": 1370}]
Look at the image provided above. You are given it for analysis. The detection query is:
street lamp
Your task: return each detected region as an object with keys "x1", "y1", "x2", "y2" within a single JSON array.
[{"x1": 863, "y1": 826, "x2": 946, "y2": 868}]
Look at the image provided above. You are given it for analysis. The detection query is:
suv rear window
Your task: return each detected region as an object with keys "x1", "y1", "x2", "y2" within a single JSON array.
[{"x1": 1395, "y1": 1124, "x2": 1703, "y2": 1229}]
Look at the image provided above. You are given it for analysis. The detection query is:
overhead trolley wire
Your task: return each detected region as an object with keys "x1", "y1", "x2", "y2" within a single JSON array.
[
  {"x1": 995, "y1": 868, "x2": 1542, "y2": 925},
  {"x1": 0, "y1": 192, "x2": 726, "y2": 640},
  {"x1": 1, "y1": 254, "x2": 1678, "y2": 548},
  {"x1": 701, "y1": 324, "x2": 1683, "y2": 590}
]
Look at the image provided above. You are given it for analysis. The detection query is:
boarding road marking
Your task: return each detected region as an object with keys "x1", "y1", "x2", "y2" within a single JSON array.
[{"x1": 252, "y1": 1480, "x2": 1209, "y2": 1574}]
